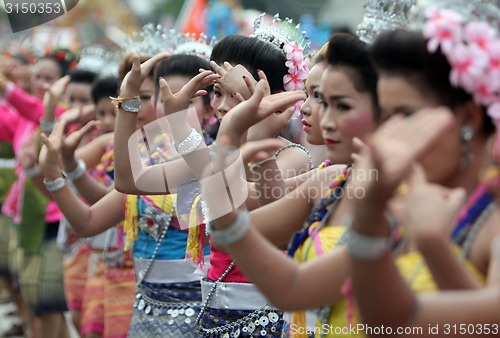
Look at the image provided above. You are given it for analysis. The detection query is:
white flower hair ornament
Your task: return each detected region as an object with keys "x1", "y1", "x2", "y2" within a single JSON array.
[
  {"x1": 423, "y1": 7, "x2": 500, "y2": 129},
  {"x1": 251, "y1": 13, "x2": 312, "y2": 119}
]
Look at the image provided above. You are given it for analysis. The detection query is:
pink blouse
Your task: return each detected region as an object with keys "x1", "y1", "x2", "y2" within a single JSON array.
[
  {"x1": 0, "y1": 95, "x2": 62, "y2": 223},
  {"x1": 4, "y1": 82, "x2": 65, "y2": 123}
]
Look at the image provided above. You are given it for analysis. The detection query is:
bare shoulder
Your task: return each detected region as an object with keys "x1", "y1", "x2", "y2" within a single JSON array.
[
  {"x1": 471, "y1": 204, "x2": 500, "y2": 274},
  {"x1": 94, "y1": 132, "x2": 114, "y2": 149},
  {"x1": 295, "y1": 164, "x2": 346, "y2": 207},
  {"x1": 275, "y1": 142, "x2": 312, "y2": 176}
]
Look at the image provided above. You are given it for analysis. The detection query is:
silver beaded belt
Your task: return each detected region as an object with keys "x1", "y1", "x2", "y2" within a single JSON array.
[
  {"x1": 200, "y1": 279, "x2": 271, "y2": 310},
  {"x1": 199, "y1": 304, "x2": 282, "y2": 337},
  {"x1": 135, "y1": 287, "x2": 201, "y2": 320},
  {"x1": 134, "y1": 256, "x2": 207, "y2": 284}
]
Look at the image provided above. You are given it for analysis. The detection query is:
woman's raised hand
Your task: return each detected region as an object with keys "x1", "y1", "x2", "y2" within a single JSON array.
[
  {"x1": 217, "y1": 79, "x2": 305, "y2": 146},
  {"x1": 159, "y1": 70, "x2": 219, "y2": 116},
  {"x1": 60, "y1": 120, "x2": 101, "y2": 164},
  {"x1": 355, "y1": 107, "x2": 455, "y2": 202},
  {"x1": 39, "y1": 119, "x2": 99, "y2": 175},
  {"x1": 389, "y1": 165, "x2": 466, "y2": 241},
  {"x1": 120, "y1": 51, "x2": 170, "y2": 97}
]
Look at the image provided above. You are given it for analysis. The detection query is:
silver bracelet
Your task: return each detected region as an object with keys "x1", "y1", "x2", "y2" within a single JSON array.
[
  {"x1": 207, "y1": 210, "x2": 250, "y2": 246},
  {"x1": 118, "y1": 98, "x2": 141, "y2": 113},
  {"x1": 62, "y1": 159, "x2": 86, "y2": 181},
  {"x1": 172, "y1": 128, "x2": 203, "y2": 156},
  {"x1": 209, "y1": 141, "x2": 238, "y2": 160},
  {"x1": 40, "y1": 117, "x2": 57, "y2": 133},
  {"x1": 248, "y1": 155, "x2": 276, "y2": 169},
  {"x1": 346, "y1": 227, "x2": 391, "y2": 260},
  {"x1": 23, "y1": 164, "x2": 41, "y2": 177},
  {"x1": 43, "y1": 177, "x2": 66, "y2": 192}
]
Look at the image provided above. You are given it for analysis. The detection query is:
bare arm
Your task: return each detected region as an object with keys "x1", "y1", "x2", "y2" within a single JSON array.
[
  {"x1": 252, "y1": 166, "x2": 342, "y2": 247},
  {"x1": 39, "y1": 121, "x2": 125, "y2": 237},
  {"x1": 56, "y1": 125, "x2": 113, "y2": 204},
  {"x1": 212, "y1": 210, "x2": 349, "y2": 310},
  {"x1": 396, "y1": 168, "x2": 483, "y2": 289},
  {"x1": 113, "y1": 52, "x2": 170, "y2": 194}
]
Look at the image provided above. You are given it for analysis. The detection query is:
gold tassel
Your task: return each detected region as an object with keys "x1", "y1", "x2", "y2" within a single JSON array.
[
  {"x1": 291, "y1": 311, "x2": 308, "y2": 338},
  {"x1": 185, "y1": 195, "x2": 204, "y2": 266},
  {"x1": 123, "y1": 195, "x2": 138, "y2": 250}
]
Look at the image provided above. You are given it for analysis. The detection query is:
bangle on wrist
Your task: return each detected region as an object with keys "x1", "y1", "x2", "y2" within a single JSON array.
[
  {"x1": 40, "y1": 117, "x2": 57, "y2": 133},
  {"x1": 347, "y1": 227, "x2": 392, "y2": 260},
  {"x1": 43, "y1": 177, "x2": 66, "y2": 192},
  {"x1": 62, "y1": 159, "x2": 86, "y2": 181},
  {"x1": 172, "y1": 128, "x2": 203, "y2": 156},
  {"x1": 206, "y1": 210, "x2": 250, "y2": 246},
  {"x1": 110, "y1": 96, "x2": 141, "y2": 113},
  {"x1": 23, "y1": 164, "x2": 41, "y2": 177},
  {"x1": 209, "y1": 141, "x2": 238, "y2": 160},
  {"x1": 248, "y1": 155, "x2": 276, "y2": 169}
]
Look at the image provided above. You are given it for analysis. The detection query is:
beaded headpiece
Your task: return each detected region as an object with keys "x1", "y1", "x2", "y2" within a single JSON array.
[
  {"x1": 121, "y1": 23, "x2": 177, "y2": 57},
  {"x1": 251, "y1": 13, "x2": 311, "y2": 118},
  {"x1": 356, "y1": 0, "x2": 416, "y2": 43},
  {"x1": 251, "y1": 13, "x2": 311, "y2": 57},
  {"x1": 77, "y1": 46, "x2": 121, "y2": 77},
  {"x1": 407, "y1": 0, "x2": 500, "y2": 129},
  {"x1": 173, "y1": 33, "x2": 216, "y2": 62}
]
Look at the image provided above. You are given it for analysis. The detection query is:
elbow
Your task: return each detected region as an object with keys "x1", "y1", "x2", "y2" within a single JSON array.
[
  {"x1": 72, "y1": 226, "x2": 93, "y2": 238},
  {"x1": 114, "y1": 178, "x2": 133, "y2": 194},
  {"x1": 114, "y1": 180, "x2": 127, "y2": 193},
  {"x1": 272, "y1": 299, "x2": 298, "y2": 312}
]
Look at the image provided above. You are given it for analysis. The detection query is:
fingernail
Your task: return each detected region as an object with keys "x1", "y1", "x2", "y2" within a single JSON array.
[{"x1": 242, "y1": 76, "x2": 246, "y2": 79}]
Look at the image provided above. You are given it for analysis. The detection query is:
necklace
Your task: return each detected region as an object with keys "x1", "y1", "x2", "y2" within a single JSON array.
[
  {"x1": 288, "y1": 164, "x2": 352, "y2": 257},
  {"x1": 460, "y1": 200, "x2": 498, "y2": 260}
]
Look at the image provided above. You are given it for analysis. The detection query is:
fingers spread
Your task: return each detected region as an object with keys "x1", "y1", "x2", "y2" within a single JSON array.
[
  {"x1": 243, "y1": 75, "x2": 255, "y2": 94},
  {"x1": 159, "y1": 77, "x2": 173, "y2": 98},
  {"x1": 210, "y1": 61, "x2": 226, "y2": 77},
  {"x1": 142, "y1": 51, "x2": 171, "y2": 77}
]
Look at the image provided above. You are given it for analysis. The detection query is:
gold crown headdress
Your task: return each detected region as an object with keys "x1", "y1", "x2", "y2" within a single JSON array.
[{"x1": 357, "y1": 0, "x2": 416, "y2": 43}]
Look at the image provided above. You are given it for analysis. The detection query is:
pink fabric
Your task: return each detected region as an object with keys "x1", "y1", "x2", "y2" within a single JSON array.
[
  {"x1": 0, "y1": 99, "x2": 61, "y2": 223},
  {"x1": 4, "y1": 82, "x2": 65, "y2": 123},
  {"x1": 206, "y1": 244, "x2": 250, "y2": 283},
  {"x1": 309, "y1": 226, "x2": 324, "y2": 257}
]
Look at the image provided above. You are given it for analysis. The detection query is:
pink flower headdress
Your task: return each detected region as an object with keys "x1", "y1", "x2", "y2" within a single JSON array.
[
  {"x1": 420, "y1": 4, "x2": 500, "y2": 130},
  {"x1": 251, "y1": 13, "x2": 312, "y2": 119}
]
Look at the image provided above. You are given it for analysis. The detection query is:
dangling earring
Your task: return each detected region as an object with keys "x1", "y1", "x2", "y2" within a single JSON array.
[{"x1": 460, "y1": 125, "x2": 474, "y2": 170}]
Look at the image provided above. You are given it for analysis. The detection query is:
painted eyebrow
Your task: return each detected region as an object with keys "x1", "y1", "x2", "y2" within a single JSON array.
[
  {"x1": 328, "y1": 95, "x2": 352, "y2": 101},
  {"x1": 393, "y1": 105, "x2": 418, "y2": 113}
]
